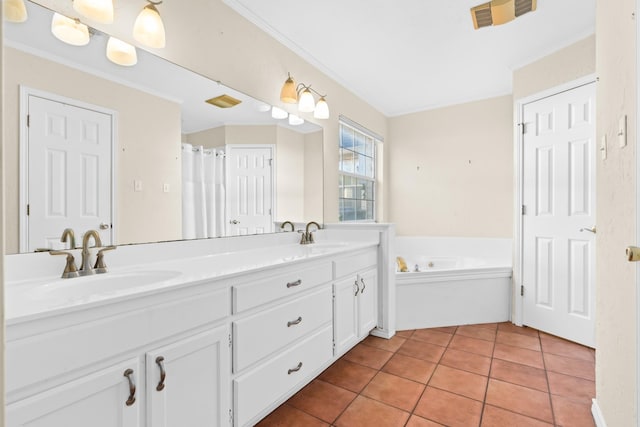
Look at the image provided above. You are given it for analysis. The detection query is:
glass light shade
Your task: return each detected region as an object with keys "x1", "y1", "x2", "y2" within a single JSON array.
[
  {"x1": 490, "y1": 0, "x2": 515, "y2": 25},
  {"x1": 313, "y1": 97, "x2": 330, "y2": 119},
  {"x1": 4, "y1": 0, "x2": 28, "y2": 23},
  {"x1": 280, "y1": 76, "x2": 297, "y2": 103},
  {"x1": 106, "y1": 37, "x2": 138, "y2": 66},
  {"x1": 51, "y1": 13, "x2": 90, "y2": 46},
  {"x1": 271, "y1": 106, "x2": 288, "y2": 120},
  {"x1": 133, "y1": 3, "x2": 166, "y2": 49},
  {"x1": 288, "y1": 114, "x2": 304, "y2": 126},
  {"x1": 298, "y1": 88, "x2": 315, "y2": 113},
  {"x1": 256, "y1": 103, "x2": 271, "y2": 112},
  {"x1": 73, "y1": 0, "x2": 113, "y2": 23}
]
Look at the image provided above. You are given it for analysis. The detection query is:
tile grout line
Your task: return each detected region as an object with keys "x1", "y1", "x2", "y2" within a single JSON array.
[
  {"x1": 476, "y1": 324, "x2": 497, "y2": 427},
  {"x1": 539, "y1": 332, "x2": 559, "y2": 427}
]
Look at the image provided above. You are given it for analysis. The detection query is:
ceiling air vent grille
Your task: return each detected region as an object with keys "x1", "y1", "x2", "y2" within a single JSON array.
[
  {"x1": 471, "y1": 2, "x2": 493, "y2": 29},
  {"x1": 515, "y1": 0, "x2": 537, "y2": 17}
]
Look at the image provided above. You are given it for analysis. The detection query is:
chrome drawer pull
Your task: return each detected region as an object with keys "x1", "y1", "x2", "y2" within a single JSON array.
[
  {"x1": 155, "y1": 356, "x2": 166, "y2": 391},
  {"x1": 288, "y1": 362, "x2": 303, "y2": 375},
  {"x1": 354, "y1": 280, "x2": 360, "y2": 296},
  {"x1": 360, "y1": 278, "x2": 366, "y2": 293},
  {"x1": 286, "y1": 279, "x2": 302, "y2": 288},
  {"x1": 287, "y1": 316, "x2": 303, "y2": 327},
  {"x1": 123, "y1": 369, "x2": 136, "y2": 406}
]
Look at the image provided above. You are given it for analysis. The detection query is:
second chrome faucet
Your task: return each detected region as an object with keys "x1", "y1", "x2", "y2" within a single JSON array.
[{"x1": 50, "y1": 228, "x2": 116, "y2": 278}]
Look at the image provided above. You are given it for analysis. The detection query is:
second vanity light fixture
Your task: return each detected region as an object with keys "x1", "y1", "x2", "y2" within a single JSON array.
[{"x1": 280, "y1": 73, "x2": 330, "y2": 119}]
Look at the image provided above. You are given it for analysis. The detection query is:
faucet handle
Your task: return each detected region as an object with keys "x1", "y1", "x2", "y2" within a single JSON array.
[
  {"x1": 298, "y1": 230, "x2": 308, "y2": 245},
  {"x1": 94, "y1": 246, "x2": 116, "y2": 273},
  {"x1": 50, "y1": 251, "x2": 80, "y2": 278}
]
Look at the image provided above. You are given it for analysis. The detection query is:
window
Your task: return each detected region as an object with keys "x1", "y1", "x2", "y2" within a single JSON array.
[{"x1": 338, "y1": 119, "x2": 379, "y2": 221}]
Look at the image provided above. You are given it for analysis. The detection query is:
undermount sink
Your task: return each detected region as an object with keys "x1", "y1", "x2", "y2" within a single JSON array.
[
  {"x1": 304, "y1": 242, "x2": 349, "y2": 254},
  {"x1": 32, "y1": 270, "x2": 182, "y2": 300}
]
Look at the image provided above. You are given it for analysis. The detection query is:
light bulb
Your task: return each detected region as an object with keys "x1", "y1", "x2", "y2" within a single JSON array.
[
  {"x1": 73, "y1": 0, "x2": 113, "y2": 24},
  {"x1": 133, "y1": 3, "x2": 166, "y2": 49},
  {"x1": 4, "y1": 0, "x2": 28, "y2": 23},
  {"x1": 271, "y1": 106, "x2": 288, "y2": 120},
  {"x1": 288, "y1": 114, "x2": 304, "y2": 126},
  {"x1": 313, "y1": 97, "x2": 330, "y2": 119},
  {"x1": 51, "y1": 13, "x2": 90, "y2": 46},
  {"x1": 106, "y1": 37, "x2": 138, "y2": 66},
  {"x1": 298, "y1": 87, "x2": 315, "y2": 113}
]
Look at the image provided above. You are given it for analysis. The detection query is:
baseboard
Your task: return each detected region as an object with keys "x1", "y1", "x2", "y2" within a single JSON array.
[
  {"x1": 370, "y1": 328, "x2": 395, "y2": 339},
  {"x1": 591, "y1": 399, "x2": 608, "y2": 427}
]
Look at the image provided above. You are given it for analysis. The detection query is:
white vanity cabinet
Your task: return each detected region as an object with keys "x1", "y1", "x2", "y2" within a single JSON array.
[
  {"x1": 6, "y1": 284, "x2": 231, "y2": 427},
  {"x1": 333, "y1": 249, "x2": 379, "y2": 356}
]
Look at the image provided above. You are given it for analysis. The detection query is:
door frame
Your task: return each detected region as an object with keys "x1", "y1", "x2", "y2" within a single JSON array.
[
  {"x1": 512, "y1": 74, "x2": 597, "y2": 326},
  {"x1": 19, "y1": 86, "x2": 118, "y2": 252},
  {"x1": 224, "y1": 143, "x2": 276, "y2": 236}
]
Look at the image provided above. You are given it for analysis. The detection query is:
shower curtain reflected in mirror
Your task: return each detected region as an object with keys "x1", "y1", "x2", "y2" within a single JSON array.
[{"x1": 182, "y1": 144, "x2": 226, "y2": 239}]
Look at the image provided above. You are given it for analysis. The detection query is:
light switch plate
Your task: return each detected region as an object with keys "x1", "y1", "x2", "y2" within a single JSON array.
[
  {"x1": 619, "y1": 115, "x2": 627, "y2": 147},
  {"x1": 163, "y1": 183, "x2": 170, "y2": 193},
  {"x1": 600, "y1": 134, "x2": 607, "y2": 160},
  {"x1": 134, "y1": 180, "x2": 143, "y2": 192}
]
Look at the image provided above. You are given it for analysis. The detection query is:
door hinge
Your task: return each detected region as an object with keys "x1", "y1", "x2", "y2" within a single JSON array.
[
  {"x1": 26, "y1": 204, "x2": 30, "y2": 216},
  {"x1": 520, "y1": 285, "x2": 524, "y2": 296},
  {"x1": 521, "y1": 205, "x2": 526, "y2": 215},
  {"x1": 268, "y1": 158, "x2": 273, "y2": 166},
  {"x1": 229, "y1": 408, "x2": 233, "y2": 425},
  {"x1": 519, "y1": 122, "x2": 526, "y2": 135},
  {"x1": 27, "y1": 114, "x2": 30, "y2": 127},
  {"x1": 228, "y1": 333, "x2": 232, "y2": 348}
]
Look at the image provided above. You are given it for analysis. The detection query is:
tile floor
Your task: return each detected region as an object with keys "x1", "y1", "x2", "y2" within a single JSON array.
[{"x1": 257, "y1": 322, "x2": 595, "y2": 427}]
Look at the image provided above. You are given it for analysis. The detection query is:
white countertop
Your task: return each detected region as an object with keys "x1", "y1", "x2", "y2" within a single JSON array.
[{"x1": 6, "y1": 238, "x2": 378, "y2": 324}]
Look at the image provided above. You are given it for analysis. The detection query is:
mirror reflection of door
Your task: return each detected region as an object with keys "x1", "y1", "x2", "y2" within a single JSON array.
[
  {"x1": 225, "y1": 145, "x2": 275, "y2": 236},
  {"x1": 21, "y1": 88, "x2": 114, "y2": 252}
]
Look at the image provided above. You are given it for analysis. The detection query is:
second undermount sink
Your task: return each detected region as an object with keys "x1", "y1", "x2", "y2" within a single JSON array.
[
  {"x1": 304, "y1": 242, "x2": 349, "y2": 254},
  {"x1": 32, "y1": 270, "x2": 182, "y2": 300}
]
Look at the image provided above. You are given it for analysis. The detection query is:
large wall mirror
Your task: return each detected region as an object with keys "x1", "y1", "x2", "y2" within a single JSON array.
[{"x1": 3, "y1": 0, "x2": 324, "y2": 254}]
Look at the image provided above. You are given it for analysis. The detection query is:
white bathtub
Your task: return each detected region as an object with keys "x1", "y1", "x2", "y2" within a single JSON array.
[{"x1": 396, "y1": 237, "x2": 513, "y2": 330}]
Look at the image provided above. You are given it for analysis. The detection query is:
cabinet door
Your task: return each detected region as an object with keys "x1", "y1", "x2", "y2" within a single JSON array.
[
  {"x1": 333, "y1": 277, "x2": 359, "y2": 356},
  {"x1": 146, "y1": 325, "x2": 230, "y2": 427},
  {"x1": 7, "y1": 358, "x2": 141, "y2": 427},
  {"x1": 358, "y1": 268, "x2": 378, "y2": 338}
]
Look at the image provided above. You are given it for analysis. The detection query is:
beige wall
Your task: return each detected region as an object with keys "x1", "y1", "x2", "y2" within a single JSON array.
[
  {"x1": 0, "y1": 9, "x2": 5, "y2": 423},
  {"x1": 388, "y1": 95, "x2": 513, "y2": 237},
  {"x1": 304, "y1": 131, "x2": 324, "y2": 222},
  {"x1": 513, "y1": 35, "x2": 596, "y2": 101},
  {"x1": 595, "y1": 0, "x2": 638, "y2": 424},
  {"x1": 34, "y1": 0, "x2": 388, "y2": 224},
  {"x1": 3, "y1": 47, "x2": 182, "y2": 253}
]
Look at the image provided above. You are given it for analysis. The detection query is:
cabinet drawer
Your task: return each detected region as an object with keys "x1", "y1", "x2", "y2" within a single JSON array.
[
  {"x1": 233, "y1": 287, "x2": 331, "y2": 373},
  {"x1": 234, "y1": 326, "x2": 332, "y2": 427},
  {"x1": 233, "y1": 261, "x2": 332, "y2": 313},
  {"x1": 333, "y1": 248, "x2": 378, "y2": 279}
]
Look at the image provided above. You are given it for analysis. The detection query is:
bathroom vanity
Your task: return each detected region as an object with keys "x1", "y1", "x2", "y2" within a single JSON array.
[{"x1": 4, "y1": 226, "x2": 395, "y2": 427}]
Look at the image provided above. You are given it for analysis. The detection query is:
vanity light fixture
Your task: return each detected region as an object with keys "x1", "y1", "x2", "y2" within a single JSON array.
[
  {"x1": 4, "y1": 0, "x2": 28, "y2": 23},
  {"x1": 106, "y1": 36, "x2": 137, "y2": 66},
  {"x1": 288, "y1": 114, "x2": 304, "y2": 126},
  {"x1": 133, "y1": 0, "x2": 166, "y2": 49},
  {"x1": 73, "y1": 0, "x2": 114, "y2": 24},
  {"x1": 279, "y1": 72, "x2": 330, "y2": 119},
  {"x1": 51, "y1": 13, "x2": 90, "y2": 46},
  {"x1": 271, "y1": 106, "x2": 288, "y2": 120}
]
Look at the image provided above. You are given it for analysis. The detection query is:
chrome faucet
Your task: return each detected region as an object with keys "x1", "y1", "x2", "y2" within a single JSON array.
[
  {"x1": 79, "y1": 230, "x2": 103, "y2": 276},
  {"x1": 301, "y1": 221, "x2": 321, "y2": 244},
  {"x1": 60, "y1": 228, "x2": 76, "y2": 249},
  {"x1": 280, "y1": 221, "x2": 295, "y2": 232}
]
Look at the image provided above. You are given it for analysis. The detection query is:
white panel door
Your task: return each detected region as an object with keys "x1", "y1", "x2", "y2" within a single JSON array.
[
  {"x1": 357, "y1": 268, "x2": 377, "y2": 338},
  {"x1": 333, "y1": 277, "x2": 359, "y2": 356},
  {"x1": 27, "y1": 94, "x2": 113, "y2": 251},
  {"x1": 6, "y1": 358, "x2": 141, "y2": 427},
  {"x1": 226, "y1": 145, "x2": 274, "y2": 236},
  {"x1": 146, "y1": 326, "x2": 230, "y2": 427},
  {"x1": 522, "y1": 82, "x2": 596, "y2": 347}
]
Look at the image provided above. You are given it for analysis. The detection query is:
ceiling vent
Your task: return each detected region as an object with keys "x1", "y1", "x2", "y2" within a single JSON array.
[
  {"x1": 205, "y1": 94, "x2": 242, "y2": 108},
  {"x1": 471, "y1": 0, "x2": 537, "y2": 30}
]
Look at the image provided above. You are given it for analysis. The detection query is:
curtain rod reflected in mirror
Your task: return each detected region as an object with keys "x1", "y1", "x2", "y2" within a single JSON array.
[{"x1": 3, "y1": 0, "x2": 324, "y2": 254}]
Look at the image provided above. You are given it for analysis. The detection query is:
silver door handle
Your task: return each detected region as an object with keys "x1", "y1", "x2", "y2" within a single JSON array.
[
  {"x1": 229, "y1": 220, "x2": 240, "y2": 225},
  {"x1": 99, "y1": 222, "x2": 110, "y2": 230},
  {"x1": 580, "y1": 226, "x2": 596, "y2": 234}
]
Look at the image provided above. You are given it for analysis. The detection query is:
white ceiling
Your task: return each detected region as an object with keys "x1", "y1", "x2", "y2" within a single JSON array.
[{"x1": 224, "y1": 0, "x2": 596, "y2": 117}]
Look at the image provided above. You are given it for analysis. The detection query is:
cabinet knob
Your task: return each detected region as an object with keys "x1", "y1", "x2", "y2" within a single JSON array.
[
  {"x1": 354, "y1": 280, "x2": 360, "y2": 296},
  {"x1": 360, "y1": 278, "x2": 366, "y2": 293},
  {"x1": 123, "y1": 369, "x2": 136, "y2": 406},
  {"x1": 286, "y1": 279, "x2": 302, "y2": 288},
  {"x1": 287, "y1": 316, "x2": 303, "y2": 327},
  {"x1": 288, "y1": 362, "x2": 303, "y2": 375}
]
